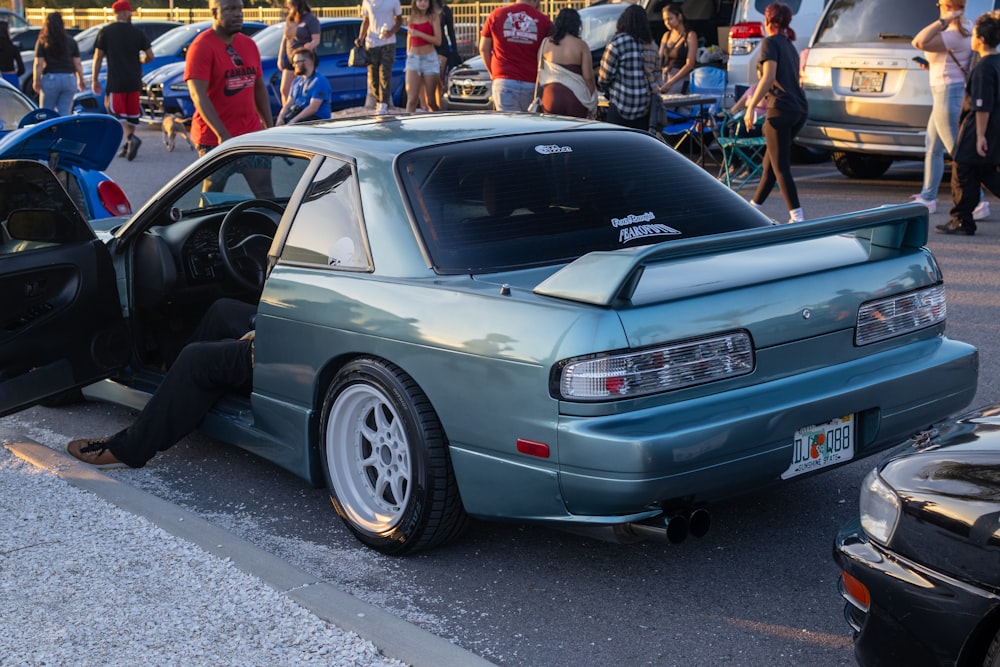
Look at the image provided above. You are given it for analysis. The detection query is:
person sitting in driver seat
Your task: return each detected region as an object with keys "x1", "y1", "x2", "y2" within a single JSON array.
[{"x1": 67, "y1": 297, "x2": 257, "y2": 468}]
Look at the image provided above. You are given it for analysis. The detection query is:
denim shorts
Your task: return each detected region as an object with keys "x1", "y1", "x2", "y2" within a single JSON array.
[{"x1": 405, "y1": 51, "x2": 439, "y2": 76}]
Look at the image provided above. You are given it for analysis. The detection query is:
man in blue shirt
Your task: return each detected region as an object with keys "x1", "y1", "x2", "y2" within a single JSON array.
[{"x1": 277, "y1": 48, "x2": 331, "y2": 124}]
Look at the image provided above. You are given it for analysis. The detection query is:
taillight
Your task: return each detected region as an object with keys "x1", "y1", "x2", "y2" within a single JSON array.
[
  {"x1": 97, "y1": 179, "x2": 132, "y2": 216},
  {"x1": 554, "y1": 331, "x2": 755, "y2": 402},
  {"x1": 729, "y1": 22, "x2": 764, "y2": 56}
]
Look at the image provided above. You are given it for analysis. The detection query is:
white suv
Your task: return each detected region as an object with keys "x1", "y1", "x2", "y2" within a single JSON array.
[
  {"x1": 798, "y1": 0, "x2": 1000, "y2": 178},
  {"x1": 727, "y1": 0, "x2": 829, "y2": 105}
]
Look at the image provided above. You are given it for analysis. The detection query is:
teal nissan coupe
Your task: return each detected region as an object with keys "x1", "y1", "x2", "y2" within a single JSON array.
[{"x1": 0, "y1": 113, "x2": 978, "y2": 554}]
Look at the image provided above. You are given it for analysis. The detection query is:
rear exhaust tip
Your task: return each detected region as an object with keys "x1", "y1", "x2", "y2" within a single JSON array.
[
  {"x1": 664, "y1": 513, "x2": 689, "y2": 544},
  {"x1": 688, "y1": 508, "x2": 711, "y2": 538},
  {"x1": 618, "y1": 514, "x2": 689, "y2": 544}
]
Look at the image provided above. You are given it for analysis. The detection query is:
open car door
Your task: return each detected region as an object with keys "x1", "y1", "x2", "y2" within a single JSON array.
[{"x1": 0, "y1": 160, "x2": 128, "y2": 417}]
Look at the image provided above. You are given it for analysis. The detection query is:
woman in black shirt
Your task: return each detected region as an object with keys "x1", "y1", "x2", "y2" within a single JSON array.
[
  {"x1": 743, "y1": 2, "x2": 808, "y2": 223},
  {"x1": 0, "y1": 21, "x2": 24, "y2": 89},
  {"x1": 33, "y1": 12, "x2": 84, "y2": 116}
]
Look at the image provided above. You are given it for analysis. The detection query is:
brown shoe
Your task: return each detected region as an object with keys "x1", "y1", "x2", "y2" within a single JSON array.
[
  {"x1": 935, "y1": 220, "x2": 976, "y2": 235},
  {"x1": 67, "y1": 438, "x2": 126, "y2": 469}
]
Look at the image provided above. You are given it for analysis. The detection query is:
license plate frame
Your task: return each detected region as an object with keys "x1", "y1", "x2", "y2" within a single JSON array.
[
  {"x1": 781, "y1": 415, "x2": 855, "y2": 479},
  {"x1": 851, "y1": 70, "x2": 886, "y2": 93}
]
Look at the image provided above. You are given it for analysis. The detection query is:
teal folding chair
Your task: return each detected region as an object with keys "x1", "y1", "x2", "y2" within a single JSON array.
[{"x1": 715, "y1": 110, "x2": 768, "y2": 192}]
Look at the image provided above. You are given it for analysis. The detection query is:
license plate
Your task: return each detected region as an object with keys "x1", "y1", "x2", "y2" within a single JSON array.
[
  {"x1": 781, "y1": 415, "x2": 855, "y2": 479},
  {"x1": 851, "y1": 70, "x2": 885, "y2": 93}
]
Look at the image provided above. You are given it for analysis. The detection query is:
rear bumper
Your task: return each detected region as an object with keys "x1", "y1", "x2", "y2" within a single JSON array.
[
  {"x1": 555, "y1": 336, "x2": 977, "y2": 515},
  {"x1": 796, "y1": 120, "x2": 925, "y2": 157},
  {"x1": 834, "y1": 519, "x2": 998, "y2": 667},
  {"x1": 451, "y1": 336, "x2": 977, "y2": 523}
]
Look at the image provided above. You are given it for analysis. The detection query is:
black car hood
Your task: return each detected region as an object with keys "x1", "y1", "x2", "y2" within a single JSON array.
[{"x1": 879, "y1": 405, "x2": 1000, "y2": 590}]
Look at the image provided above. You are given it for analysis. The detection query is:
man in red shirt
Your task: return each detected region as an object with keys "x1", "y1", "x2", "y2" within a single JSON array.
[
  {"x1": 185, "y1": 0, "x2": 272, "y2": 155},
  {"x1": 479, "y1": 0, "x2": 551, "y2": 112}
]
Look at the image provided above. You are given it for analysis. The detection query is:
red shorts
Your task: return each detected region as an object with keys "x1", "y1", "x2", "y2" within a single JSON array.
[{"x1": 108, "y1": 91, "x2": 140, "y2": 123}]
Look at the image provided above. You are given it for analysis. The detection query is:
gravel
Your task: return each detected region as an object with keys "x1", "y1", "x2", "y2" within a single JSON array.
[{"x1": 0, "y1": 444, "x2": 406, "y2": 667}]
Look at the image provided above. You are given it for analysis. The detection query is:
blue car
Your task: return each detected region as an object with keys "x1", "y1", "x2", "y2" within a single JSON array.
[
  {"x1": 75, "y1": 20, "x2": 267, "y2": 114},
  {"x1": 140, "y1": 19, "x2": 407, "y2": 121},
  {"x1": 0, "y1": 79, "x2": 129, "y2": 220}
]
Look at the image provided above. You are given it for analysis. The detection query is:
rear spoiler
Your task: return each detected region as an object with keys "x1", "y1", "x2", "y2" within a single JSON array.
[{"x1": 533, "y1": 204, "x2": 929, "y2": 307}]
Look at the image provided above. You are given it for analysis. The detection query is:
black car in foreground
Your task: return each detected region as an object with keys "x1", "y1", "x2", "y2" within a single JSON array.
[{"x1": 834, "y1": 405, "x2": 1000, "y2": 667}]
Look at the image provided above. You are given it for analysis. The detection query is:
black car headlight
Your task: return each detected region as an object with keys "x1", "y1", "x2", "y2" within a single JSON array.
[{"x1": 859, "y1": 468, "x2": 901, "y2": 545}]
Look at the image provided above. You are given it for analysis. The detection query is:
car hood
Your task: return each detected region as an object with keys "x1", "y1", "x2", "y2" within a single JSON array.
[
  {"x1": 0, "y1": 114, "x2": 123, "y2": 170},
  {"x1": 144, "y1": 60, "x2": 185, "y2": 86},
  {"x1": 875, "y1": 404, "x2": 1000, "y2": 589}
]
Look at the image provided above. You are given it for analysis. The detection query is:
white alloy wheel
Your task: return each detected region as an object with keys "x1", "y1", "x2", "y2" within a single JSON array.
[{"x1": 326, "y1": 383, "x2": 411, "y2": 533}]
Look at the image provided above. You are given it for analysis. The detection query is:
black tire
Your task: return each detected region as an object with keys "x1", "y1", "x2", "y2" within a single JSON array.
[
  {"x1": 319, "y1": 357, "x2": 467, "y2": 555},
  {"x1": 831, "y1": 151, "x2": 893, "y2": 179},
  {"x1": 984, "y1": 626, "x2": 1000, "y2": 667}
]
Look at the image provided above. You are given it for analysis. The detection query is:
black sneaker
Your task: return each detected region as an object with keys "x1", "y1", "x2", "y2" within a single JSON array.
[
  {"x1": 117, "y1": 142, "x2": 127, "y2": 158},
  {"x1": 125, "y1": 135, "x2": 142, "y2": 161}
]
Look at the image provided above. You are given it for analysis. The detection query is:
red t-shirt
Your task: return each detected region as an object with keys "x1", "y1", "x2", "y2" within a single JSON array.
[
  {"x1": 184, "y1": 31, "x2": 264, "y2": 147},
  {"x1": 481, "y1": 3, "x2": 552, "y2": 83}
]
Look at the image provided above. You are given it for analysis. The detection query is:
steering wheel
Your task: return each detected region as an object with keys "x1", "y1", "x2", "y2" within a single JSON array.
[{"x1": 218, "y1": 199, "x2": 283, "y2": 292}]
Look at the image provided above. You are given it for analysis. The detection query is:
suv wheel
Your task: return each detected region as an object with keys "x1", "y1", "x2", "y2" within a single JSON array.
[{"x1": 832, "y1": 152, "x2": 893, "y2": 179}]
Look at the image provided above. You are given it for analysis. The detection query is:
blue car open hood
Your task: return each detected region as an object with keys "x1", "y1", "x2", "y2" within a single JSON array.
[{"x1": 0, "y1": 114, "x2": 123, "y2": 171}]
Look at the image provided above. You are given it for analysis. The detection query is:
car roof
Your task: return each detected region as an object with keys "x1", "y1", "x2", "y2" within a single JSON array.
[{"x1": 227, "y1": 112, "x2": 597, "y2": 157}]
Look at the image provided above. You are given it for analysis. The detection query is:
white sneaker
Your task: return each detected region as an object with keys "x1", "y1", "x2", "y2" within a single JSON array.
[
  {"x1": 973, "y1": 199, "x2": 991, "y2": 220},
  {"x1": 909, "y1": 194, "x2": 937, "y2": 214},
  {"x1": 376, "y1": 103, "x2": 388, "y2": 115}
]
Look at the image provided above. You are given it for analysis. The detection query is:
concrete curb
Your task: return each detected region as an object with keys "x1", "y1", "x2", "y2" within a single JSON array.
[{"x1": 5, "y1": 437, "x2": 496, "y2": 667}]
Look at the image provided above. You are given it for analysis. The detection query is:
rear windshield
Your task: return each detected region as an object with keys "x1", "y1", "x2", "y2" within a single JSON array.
[
  {"x1": 397, "y1": 130, "x2": 768, "y2": 274},
  {"x1": 814, "y1": 0, "x2": 998, "y2": 43}
]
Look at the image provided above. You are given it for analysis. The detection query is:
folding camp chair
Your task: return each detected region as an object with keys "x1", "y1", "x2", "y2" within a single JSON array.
[
  {"x1": 653, "y1": 67, "x2": 726, "y2": 168},
  {"x1": 715, "y1": 110, "x2": 768, "y2": 192}
]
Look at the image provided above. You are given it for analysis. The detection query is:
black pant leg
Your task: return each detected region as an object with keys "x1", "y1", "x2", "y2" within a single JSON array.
[
  {"x1": 109, "y1": 339, "x2": 253, "y2": 468},
  {"x1": 187, "y1": 298, "x2": 257, "y2": 344},
  {"x1": 754, "y1": 113, "x2": 803, "y2": 210},
  {"x1": 949, "y1": 160, "x2": 981, "y2": 228}
]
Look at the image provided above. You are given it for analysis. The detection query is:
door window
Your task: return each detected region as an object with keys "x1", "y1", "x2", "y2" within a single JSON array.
[{"x1": 280, "y1": 157, "x2": 370, "y2": 270}]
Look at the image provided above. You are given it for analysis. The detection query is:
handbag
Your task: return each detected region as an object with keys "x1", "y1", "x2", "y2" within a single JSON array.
[
  {"x1": 526, "y1": 38, "x2": 547, "y2": 113},
  {"x1": 348, "y1": 45, "x2": 368, "y2": 68}
]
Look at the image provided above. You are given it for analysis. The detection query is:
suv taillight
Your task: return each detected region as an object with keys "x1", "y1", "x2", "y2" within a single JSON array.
[
  {"x1": 729, "y1": 22, "x2": 764, "y2": 56},
  {"x1": 97, "y1": 179, "x2": 132, "y2": 217}
]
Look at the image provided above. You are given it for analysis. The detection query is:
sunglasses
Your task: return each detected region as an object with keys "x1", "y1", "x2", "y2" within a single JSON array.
[{"x1": 226, "y1": 44, "x2": 243, "y2": 67}]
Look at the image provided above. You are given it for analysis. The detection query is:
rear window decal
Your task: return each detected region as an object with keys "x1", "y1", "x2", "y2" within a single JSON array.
[
  {"x1": 612, "y1": 212, "x2": 681, "y2": 243},
  {"x1": 534, "y1": 144, "x2": 573, "y2": 155}
]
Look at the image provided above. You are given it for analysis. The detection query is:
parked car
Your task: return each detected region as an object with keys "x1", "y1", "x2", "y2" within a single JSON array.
[
  {"x1": 0, "y1": 9, "x2": 31, "y2": 32},
  {"x1": 19, "y1": 19, "x2": 181, "y2": 100},
  {"x1": 445, "y1": 1, "x2": 628, "y2": 111},
  {"x1": 834, "y1": 404, "x2": 1000, "y2": 667},
  {"x1": 140, "y1": 19, "x2": 407, "y2": 121},
  {"x1": 0, "y1": 78, "x2": 129, "y2": 219},
  {"x1": 798, "y1": 0, "x2": 1000, "y2": 178},
  {"x1": 726, "y1": 0, "x2": 828, "y2": 106},
  {"x1": 74, "y1": 20, "x2": 266, "y2": 114},
  {"x1": 0, "y1": 113, "x2": 977, "y2": 555},
  {"x1": 9, "y1": 26, "x2": 82, "y2": 54}
]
